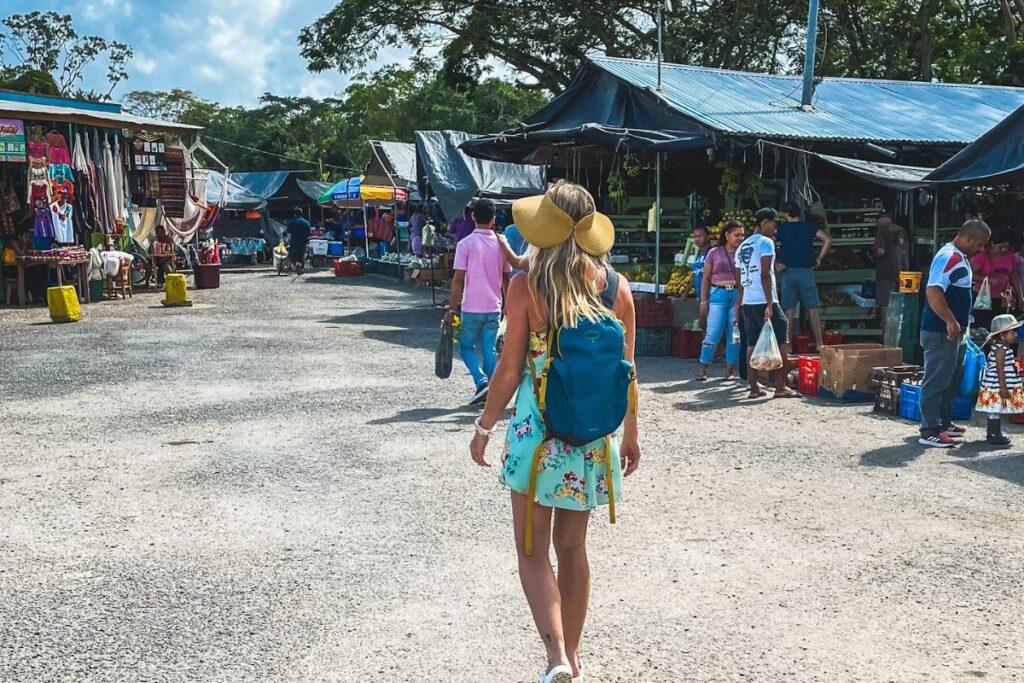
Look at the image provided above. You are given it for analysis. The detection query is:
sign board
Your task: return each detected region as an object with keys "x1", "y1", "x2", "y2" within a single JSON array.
[{"x1": 0, "y1": 118, "x2": 27, "y2": 162}]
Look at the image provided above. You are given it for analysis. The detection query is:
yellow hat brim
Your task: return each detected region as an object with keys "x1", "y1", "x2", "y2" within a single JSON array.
[
  {"x1": 574, "y1": 212, "x2": 615, "y2": 256},
  {"x1": 512, "y1": 193, "x2": 616, "y2": 255},
  {"x1": 512, "y1": 194, "x2": 573, "y2": 249}
]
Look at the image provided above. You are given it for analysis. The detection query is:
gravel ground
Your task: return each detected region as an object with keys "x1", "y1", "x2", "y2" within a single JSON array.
[{"x1": 0, "y1": 271, "x2": 1021, "y2": 683}]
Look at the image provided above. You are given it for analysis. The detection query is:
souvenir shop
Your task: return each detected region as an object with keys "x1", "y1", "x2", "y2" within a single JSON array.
[{"x1": 0, "y1": 92, "x2": 206, "y2": 304}]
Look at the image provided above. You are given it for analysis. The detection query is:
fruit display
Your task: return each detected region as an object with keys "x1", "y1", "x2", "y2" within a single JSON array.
[
  {"x1": 665, "y1": 268, "x2": 694, "y2": 296},
  {"x1": 618, "y1": 264, "x2": 686, "y2": 286},
  {"x1": 708, "y1": 209, "x2": 757, "y2": 238}
]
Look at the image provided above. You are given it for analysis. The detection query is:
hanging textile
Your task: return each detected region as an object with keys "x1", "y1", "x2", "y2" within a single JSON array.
[
  {"x1": 45, "y1": 130, "x2": 71, "y2": 166},
  {"x1": 161, "y1": 192, "x2": 204, "y2": 242},
  {"x1": 133, "y1": 207, "x2": 158, "y2": 244},
  {"x1": 26, "y1": 141, "x2": 51, "y2": 205},
  {"x1": 111, "y1": 135, "x2": 126, "y2": 221},
  {"x1": 90, "y1": 130, "x2": 109, "y2": 233},
  {"x1": 72, "y1": 131, "x2": 88, "y2": 172},
  {"x1": 159, "y1": 146, "x2": 186, "y2": 218},
  {"x1": 102, "y1": 134, "x2": 118, "y2": 230}
]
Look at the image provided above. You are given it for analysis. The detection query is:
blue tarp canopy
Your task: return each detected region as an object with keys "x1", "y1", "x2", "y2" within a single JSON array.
[
  {"x1": 926, "y1": 104, "x2": 1024, "y2": 185},
  {"x1": 204, "y1": 171, "x2": 265, "y2": 210},
  {"x1": 416, "y1": 130, "x2": 547, "y2": 222},
  {"x1": 229, "y1": 171, "x2": 291, "y2": 201},
  {"x1": 461, "y1": 66, "x2": 712, "y2": 164}
]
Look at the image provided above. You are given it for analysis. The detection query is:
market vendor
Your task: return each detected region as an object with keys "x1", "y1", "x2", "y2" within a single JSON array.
[
  {"x1": 872, "y1": 213, "x2": 909, "y2": 329},
  {"x1": 776, "y1": 202, "x2": 832, "y2": 351},
  {"x1": 971, "y1": 232, "x2": 1023, "y2": 331},
  {"x1": 152, "y1": 225, "x2": 177, "y2": 286},
  {"x1": 410, "y1": 205, "x2": 427, "y2": 256},
  {"x1": 2, "y1": 230, "x2": 47, "y2": 303},
  {"x1": 285, "y1": 207, "x2": 311, "y2": 276},
  {"x1": 447, "y1": 207, "x2": 476, "y2": 243},
  {"x1": 687, "y1": 225, "x2": 712, "y2": 298}
]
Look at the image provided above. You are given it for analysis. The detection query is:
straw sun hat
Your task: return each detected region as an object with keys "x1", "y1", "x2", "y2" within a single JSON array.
[
  {"x1": 511, "y1": 193, "x2": 615, "y2": 256},
  {"x1": 985, "y1": 313, "x2": 1024, "y2": 343}
]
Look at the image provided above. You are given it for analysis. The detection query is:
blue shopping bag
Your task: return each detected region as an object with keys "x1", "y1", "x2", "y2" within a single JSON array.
[{"x1": 959, "y1": 337, "x2": 985, "y2": 396}]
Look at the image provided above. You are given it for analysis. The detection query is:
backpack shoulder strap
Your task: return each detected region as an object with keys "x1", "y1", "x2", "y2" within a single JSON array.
[{"x1": 600, "y1": 266, "x2": 620, "y2": 311}]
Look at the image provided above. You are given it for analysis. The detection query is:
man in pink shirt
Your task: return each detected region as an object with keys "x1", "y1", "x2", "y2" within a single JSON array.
[{"x1": 445, "y1": 199, "x2": 512, "y2": 404}]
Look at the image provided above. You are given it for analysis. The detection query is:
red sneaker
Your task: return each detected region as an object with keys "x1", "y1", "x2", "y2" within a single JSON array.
[
  {"x1": 920, "y1": 432, "x2": 956, "y2": 448},
  {"x1": 943, "y1": 424, "x2": 967, "y2": 438}
]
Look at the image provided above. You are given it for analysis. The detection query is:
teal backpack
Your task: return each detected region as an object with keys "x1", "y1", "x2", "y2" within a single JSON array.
[{"x1": 524, "y1": 267, "x2": 637, "y2": 555}]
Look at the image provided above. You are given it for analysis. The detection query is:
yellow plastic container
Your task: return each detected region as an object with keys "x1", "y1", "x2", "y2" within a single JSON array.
[
  {"x1": 161, "y1": 273, "x2": 193, "y2": 307},
  {"x1": 47, "y1": 285, "x2": 81, "y2": 323},
  {"x1": 898, "y1": 271, "x2": 922, "y2": 294}
]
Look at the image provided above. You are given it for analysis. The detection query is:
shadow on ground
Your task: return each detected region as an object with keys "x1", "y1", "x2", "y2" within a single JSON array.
[
  {"x1": 366, "y1": 406, "x2": 478, "y2": 426},
  {"x1": 951, "y1": 452, "x2": 1024, "y2": 487},
  {"x1": 859, "y1": 436, "x2": 928, "y2": 468}
]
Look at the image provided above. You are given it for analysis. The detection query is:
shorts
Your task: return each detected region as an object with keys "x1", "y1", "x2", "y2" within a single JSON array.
[
  {"x1": 875, "y1": 278, "x2": 895, "y2": 308},
  {"x1": 742, "y1": 303, "x2": 789, "y2": 348},
  {"x1": 780, "y1": 267, "x2": 820, "y2": 310}
]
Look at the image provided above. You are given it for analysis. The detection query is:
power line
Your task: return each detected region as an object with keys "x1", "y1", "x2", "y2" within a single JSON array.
[{"x1": 200, "y1": 134, "x2": 360, "y2": 174}]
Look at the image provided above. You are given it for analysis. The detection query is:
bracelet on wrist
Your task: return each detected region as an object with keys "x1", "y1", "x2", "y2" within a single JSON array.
[{"x1": 474, "y1": 417, "x2": 495, "y2": 438}]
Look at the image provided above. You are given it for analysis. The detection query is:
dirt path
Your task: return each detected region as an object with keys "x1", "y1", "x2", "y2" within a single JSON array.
[{"x1": 0, "y1": 271, "x2": 1021, "y2": 682}]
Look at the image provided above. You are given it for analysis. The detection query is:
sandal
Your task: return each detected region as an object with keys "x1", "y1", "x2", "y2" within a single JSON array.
[
  {"x1": 773, "y1": 388, "x2": 802, "y2": 399},
  {"x1": 541, "y1": 664, "x2": 573, "y2": 683},
  {"x1": 747, "y1": 389, "x2": 767, "y2": 399}
]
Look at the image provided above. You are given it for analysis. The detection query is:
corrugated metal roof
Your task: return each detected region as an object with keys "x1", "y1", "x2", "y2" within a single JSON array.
[
  {"x1": 590, "y1": 56, "x2": 1024, "y2": 145},
  {"x1": 0, "y1": 95, "x2": 200, "y2": 134}
]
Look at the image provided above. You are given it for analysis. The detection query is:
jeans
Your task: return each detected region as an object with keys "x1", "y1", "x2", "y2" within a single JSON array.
[
  {"x1": 920, "y1": 330, "x2": 966, "y2": 434},
  {"x1": 700, "y1": 287, "x2": 740, "y2": 365},
  {"x1": 460, "y1": 312, "x2": 500, "y2": 388}
]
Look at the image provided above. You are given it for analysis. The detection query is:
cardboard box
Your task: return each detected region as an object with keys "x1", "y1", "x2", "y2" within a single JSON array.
[
  {"x1": 671, "y1": 296, "x2": 700, "y2": 328},
  {"x1": 411, "y1": 268, "x2": 450, "y2": 283},
  {"x1": 819, "y1": 344, "x2": 904, "y2": 399}
]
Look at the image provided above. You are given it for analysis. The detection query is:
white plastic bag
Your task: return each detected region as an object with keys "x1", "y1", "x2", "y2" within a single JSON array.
[
  {"x1": 750, "y1": 320, "x2": 784, "y2": 371},
  {"x1": 974, "y1": 277, "x2": 992, "y2": 310}
]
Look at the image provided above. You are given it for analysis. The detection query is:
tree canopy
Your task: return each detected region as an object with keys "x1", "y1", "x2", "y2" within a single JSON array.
[
  {"x1": 300, "y1": 0, "x2": 1024, "y2": 91},
  {"x1": 0, "y1": 11, "x2": 132, "y2": 100}
]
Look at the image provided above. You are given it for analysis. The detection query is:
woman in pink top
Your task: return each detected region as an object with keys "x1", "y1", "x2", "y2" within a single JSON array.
[
  {"x1": 972, "y1": 236, "x2": 1023, "y2": 331},
  {"x1": 697, "y1": 220, "x2": 746, "y2": 380}
]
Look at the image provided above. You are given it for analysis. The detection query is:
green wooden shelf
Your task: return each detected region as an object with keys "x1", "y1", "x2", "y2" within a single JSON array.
[
  {"x1": 815, "y1": 269, "x2": 874, "y2": 284},
  {"x1": 836, "y1": 327, "x2": 883, "y2": 337},
  {"x1": 829, "y1": 222, "x2": 877, "y2": 229},
  {"x1": 831, "y1": 237, "x2": 876, "y2": 246},
  {"x1": 615, "y1": 242, "x2": 687, "y2": 248},
  {"x1": 822, "y1": 307, "x2": 876, "y2": 321},
  {"x1": 828, "y1": 208, "x2": 883, "y2": 214}
]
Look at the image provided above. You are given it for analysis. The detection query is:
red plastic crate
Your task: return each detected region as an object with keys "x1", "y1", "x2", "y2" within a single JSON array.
[
  {"x1": 333, "y1": 259, "x2": 364, "y2": 276},
  {"x1": 822, "y1": 332, "x2": 844, "y2": 347},
  {"x1": 791, "y1": 334, "x2": 816, "y2": 355},
  {"x1": 635, "y1": 297, "x2": 673, "y2": 328},
  {"x1": 799, "y1": 356, "x2": 820, "y2": 396},
  {"x1": 1010, "y1": 413, "x2": 1024, "y2": 425},
  {"x1": 671, "y1": 328, "x2": 703, "y2": 359}
]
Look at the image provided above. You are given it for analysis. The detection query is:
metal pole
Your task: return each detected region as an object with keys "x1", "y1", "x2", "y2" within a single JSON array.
[
  {"x1": 800, "y1": 0, "x2": 820, "y2": 108},
  {"x1": 932, "y1": 190, "x2": 939, "y2": 250},
  {"x1": 657, "y1": 5, "x2": 664, "y2": 92},
  {"x1": 655, "y1": 152, "x2": 662, "y2": 299}
]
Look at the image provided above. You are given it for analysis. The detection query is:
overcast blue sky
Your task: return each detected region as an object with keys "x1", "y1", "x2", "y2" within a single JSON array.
[{"x1": 4, "y1": 0, "x2": 393, "y2": 106}]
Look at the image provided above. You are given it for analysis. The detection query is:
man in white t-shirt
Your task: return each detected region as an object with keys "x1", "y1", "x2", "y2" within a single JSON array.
[{"x1": 735, "y1": 207, "x2": 799, "y2": 399}]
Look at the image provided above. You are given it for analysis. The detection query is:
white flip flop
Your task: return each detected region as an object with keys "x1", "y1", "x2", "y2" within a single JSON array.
[{"x1": 540, "y1": 664, "x2": 573, "y2": 683}]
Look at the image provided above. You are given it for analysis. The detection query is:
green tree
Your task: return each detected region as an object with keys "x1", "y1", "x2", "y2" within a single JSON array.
[
  {"x1": 300, "y1": 0, "x2": 1024, "y2": 91},
  {"x1": 0, "y1": 11, "x2": 132, "y2": 100}
]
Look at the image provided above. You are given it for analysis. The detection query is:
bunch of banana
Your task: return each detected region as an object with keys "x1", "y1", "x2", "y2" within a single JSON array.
[{"x1": 666, "y1": 269, "x2": 694, "y2": 296}]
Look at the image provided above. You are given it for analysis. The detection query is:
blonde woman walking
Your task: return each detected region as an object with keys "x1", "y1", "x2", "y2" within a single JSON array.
[{"x1": 470, "y1": 181, "x2": 641, "y2": 683}]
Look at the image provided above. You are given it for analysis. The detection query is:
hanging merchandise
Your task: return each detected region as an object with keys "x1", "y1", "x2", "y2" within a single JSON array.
[
  {"x1": 50, "y1": 196, "x2": 74, "y2": 243},
  {"x1": 33, "y1": 197, "x2": 54, "y2": 239},
  {"x1": 0, "y1": 118, "x2": 27, "y2": 162},
  {"x1": 45, "y1": 129, "x2": 71, "y2": 166},
  {"x1": 159, "y1": 146, "x2": 186, "y2": 218},
  {"x1": 975, "y1": 277, "x2": 993, "y2": 311},
  {"x1": 102, "y1": 134, "x2": 118, "y2": 228},
  {"x1": 26, "y1": 141, "x2": 50, "y2": 204},
  {"x1": 132, "y1": 134, "x2": 167, "y2": 172},
  {"x1": 111, "y1": 135, "x2": 126, "y2": 221}
]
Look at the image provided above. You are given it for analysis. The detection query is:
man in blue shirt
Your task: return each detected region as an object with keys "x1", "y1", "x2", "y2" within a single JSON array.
[
  {"x1": 918, "y1": 219, "x2": 990, "y2": 447},
  {"x1": 776, "y1": 203, "x2": 833, "y2": 350},
  {"x1": 285, "y1": 207, "x2": 312, "y2": 276}
]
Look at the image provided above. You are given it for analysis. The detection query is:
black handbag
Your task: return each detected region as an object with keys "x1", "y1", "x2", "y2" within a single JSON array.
[{"x1": 435, "y1": 322, "x2": 454, "y2": 379}]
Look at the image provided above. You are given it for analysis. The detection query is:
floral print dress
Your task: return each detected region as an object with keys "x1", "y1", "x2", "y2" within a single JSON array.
[
  {"x1": 976, "y1": 341, "x2": 1024, "y2": 414},
  {"x1": 499, "y1": 331, "x2": 622, "y2": 510}
]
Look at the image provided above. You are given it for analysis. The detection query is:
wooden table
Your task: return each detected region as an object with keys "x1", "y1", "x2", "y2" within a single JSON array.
[
  {"x1": 145, "y1": 253, "x2": 176, "y2": 287},
  {"x1": 16, "y1": 257, "x2": 90, "y2": 307}
]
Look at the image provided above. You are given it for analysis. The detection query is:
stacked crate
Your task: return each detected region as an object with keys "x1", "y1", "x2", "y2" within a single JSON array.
[{"x1": 634, "y1": 296, "x2": 673, "y2": 356}]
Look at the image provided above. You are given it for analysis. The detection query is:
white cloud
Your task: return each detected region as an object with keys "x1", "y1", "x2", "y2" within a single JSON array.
[
  {"x1": 198, "y1": 65, "x2": 223, "y2": 82},
  {"x1": 133, "y1": 52, "x2": 157, "y2": 75},
  {"x1": 298, "y1": 76, "x2": 339, "y2": 99},
  {"x1": 82, "y1": 4, "x2": 99, "y2": 20}
]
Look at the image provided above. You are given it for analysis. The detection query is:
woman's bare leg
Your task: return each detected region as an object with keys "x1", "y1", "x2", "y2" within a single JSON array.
[
  {"x1": 512, "y1": 492, "x2": 570, "y2": 672},
  {"x1": 553, "y1": 508, "x2": 591, "y2": 678}
]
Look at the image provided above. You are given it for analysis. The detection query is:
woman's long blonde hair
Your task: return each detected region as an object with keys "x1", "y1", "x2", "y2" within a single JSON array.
[{"x1": 527, "y1": 180, "x2": 610, "y2": 327}]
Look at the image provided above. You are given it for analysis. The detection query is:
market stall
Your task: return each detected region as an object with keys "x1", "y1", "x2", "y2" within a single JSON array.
[{"x1": 0, "y1": 90, "x2": 201, "y2": 304}]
